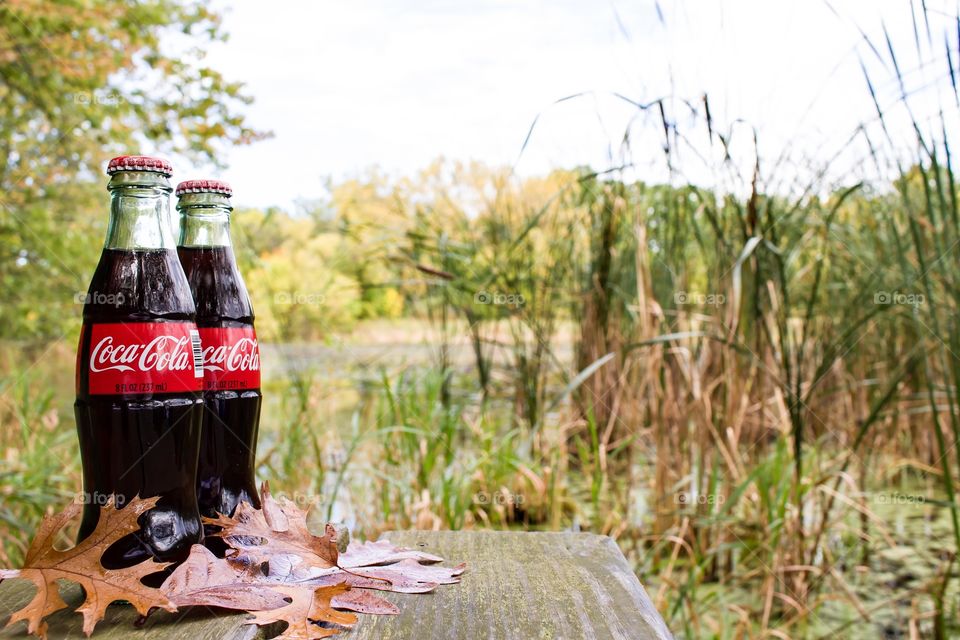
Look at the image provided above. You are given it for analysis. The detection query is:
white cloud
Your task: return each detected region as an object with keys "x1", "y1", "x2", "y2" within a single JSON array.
[{"x1": 189, "y1": 0, "x2": 958, "y2": 208}]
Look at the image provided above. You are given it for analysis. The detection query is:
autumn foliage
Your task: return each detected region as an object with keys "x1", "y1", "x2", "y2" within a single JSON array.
[{"x1": 0, "y1": 487, "x2": 464, "y2": 639}]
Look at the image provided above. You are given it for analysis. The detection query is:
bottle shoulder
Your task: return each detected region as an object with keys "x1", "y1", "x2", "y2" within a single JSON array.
[
  {"x1": 82, "y1": 248, "x2": 197, "y2": 323},
  {"x1": 177, "y1": 246, "x2": 256, "y2": 325}
]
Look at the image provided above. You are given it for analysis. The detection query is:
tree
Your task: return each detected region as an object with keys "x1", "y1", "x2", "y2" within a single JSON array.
[{"x1": 0, "y1": 0, "x2": 267, "y2": 338}]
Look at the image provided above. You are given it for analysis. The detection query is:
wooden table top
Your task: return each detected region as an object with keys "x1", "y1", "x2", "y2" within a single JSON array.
[{"x1": 0, "y1": 530, "x2": 673, "y2": 640}]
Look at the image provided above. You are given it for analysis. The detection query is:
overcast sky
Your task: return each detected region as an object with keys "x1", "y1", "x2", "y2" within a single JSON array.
[{"x1": 187, "y1": 0, "x2": 958, "y2": 209}]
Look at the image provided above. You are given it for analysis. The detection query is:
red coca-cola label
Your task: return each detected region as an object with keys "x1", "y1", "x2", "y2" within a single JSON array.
[
  {"x1": 197, "y1": 327, "x2": 261, "y2": 391},
  {"x1": 85, "y1": 322, "x2": 204, "y2": 395}
]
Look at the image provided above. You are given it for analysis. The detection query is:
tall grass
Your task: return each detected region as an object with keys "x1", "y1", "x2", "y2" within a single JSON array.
[
  {"x1": 0, "y1": 6, "x2": 957, "y2": 639},
  {"x1": 302, "y1": 10, "x2": 960, "y2": 636},
  {"x1": 0, "y1": 345, "x2": 77, "y2": 565}
]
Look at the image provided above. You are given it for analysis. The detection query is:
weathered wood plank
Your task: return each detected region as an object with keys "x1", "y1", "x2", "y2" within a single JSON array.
[
  {"x1": 0, "y1": 531, "x2": 672, "y2": 640},
  {"x1": 348, "y1": 531, "x2": 672, "y2": 640}
]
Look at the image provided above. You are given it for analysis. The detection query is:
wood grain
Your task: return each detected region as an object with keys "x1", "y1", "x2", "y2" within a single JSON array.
[{"x1": 0, "y1": 531, "x2": 672, "y2": 639}]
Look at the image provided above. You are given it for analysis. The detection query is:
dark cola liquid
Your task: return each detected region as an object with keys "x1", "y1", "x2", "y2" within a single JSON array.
[
  {"x1": 177, "y1": 245, "x2": 261, "y2": 527},
  {"x1": 75, "y1": 249, "x2": 204, "y2": 568}
]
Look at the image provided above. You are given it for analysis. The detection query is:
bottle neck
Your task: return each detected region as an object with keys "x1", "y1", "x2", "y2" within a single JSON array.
[
  {"x1": 104, "y1": 172, "x2": 175, "y2": 250},
  {"x1": 177, "y1": 193, "x2": 233, "y2": 247}
]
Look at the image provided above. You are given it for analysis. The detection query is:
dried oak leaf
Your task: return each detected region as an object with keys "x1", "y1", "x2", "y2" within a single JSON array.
[
  {"x1": 204, "y1": 485, "x2": 339, "y2": 571},
  {"x1": 255, "y1": 533, "x2": 465, "y2": 594},
  {"x1": 160, "y1": 544, "x2": 287, "y2": 611},
  {"x1": 328, "y1": 589, "x2": 399, "y2": 615},
  {"x1": 264, "y1": 548, "x2": 465, "y2": 594},
  {"x1": 162, "y1": 544, "x2": 398, "y2": 625},
  {"x1": 200, "y1": 482, "x2": 457, "y2": 627},
  {"x1": 247, "y1": 583, "x2": 357, "y2": 640},
  {"x1": 308, "y1": 559, "x2": 466, "y2": 594},
  {"x1": 338, "y1": 539, "x2": 444, "y2": 567},
  {"x1": 0, "y1": 496, "x2": 175, "y2": 638}
]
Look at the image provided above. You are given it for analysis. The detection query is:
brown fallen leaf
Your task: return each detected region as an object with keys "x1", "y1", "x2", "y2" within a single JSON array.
[
  {"x1": 306, "y1": 558, "x2": 466, "y2": 594},
  {"x1": 2, "y1": 485, "x2": 463, "y2": 638},
  {"x1": 1, "y1": 496, "x2": 175, "y2": 638},
  {"x1": 256, "y1": 552, "x2": 464, "y2": 594},
  {"x1": 247, "y1": 583, "x2": 357, "y2": 640},
  {"x1": 160, "y1": 544, "x2": 287, "y2": 611},
  {"x1": 329, "y1": 589, "x2": 399, "y2": 615},
  {"x1": 243, "y1": 528, "x2": 466, "y2": 595},
  {"x1": 339, "y1": 539, "x2": 444, "y2": 567},
  {"x1": 205, "y1": 485, "x2": 340, "y2": 571},
  {"x1": 161, "y1": 544, "x2": 400, "y2": 622}
]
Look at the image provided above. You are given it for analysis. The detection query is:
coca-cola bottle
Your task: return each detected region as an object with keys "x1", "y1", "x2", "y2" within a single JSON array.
[
  {"x1": 75, "y1": 155, "x2": 205, "y2": 568},
  {"x1": 175, "y1": 179, "x2": 262, "y2": 527}
]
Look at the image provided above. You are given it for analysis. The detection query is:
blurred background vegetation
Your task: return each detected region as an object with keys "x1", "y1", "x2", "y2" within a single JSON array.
[{"x1": 3, "y1": 1, "x2": 960, "y2": 638}]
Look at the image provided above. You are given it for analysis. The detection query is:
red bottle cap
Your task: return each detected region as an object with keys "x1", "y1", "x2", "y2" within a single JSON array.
[
  {"x1": 106, "y1": 155, "x2": 173, "y2": 177},
  {"x1": 175, "y1": 179, "x2": 233, "y2": 197}
]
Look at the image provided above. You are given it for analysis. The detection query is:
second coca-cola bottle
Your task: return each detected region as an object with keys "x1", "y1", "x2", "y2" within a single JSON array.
[
  {"x1": 75, "y1": 155, "x2": 205, "y2": 567},
  {"x1": 175, "y1": 179, "x2": 262, "y2": 526}
]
